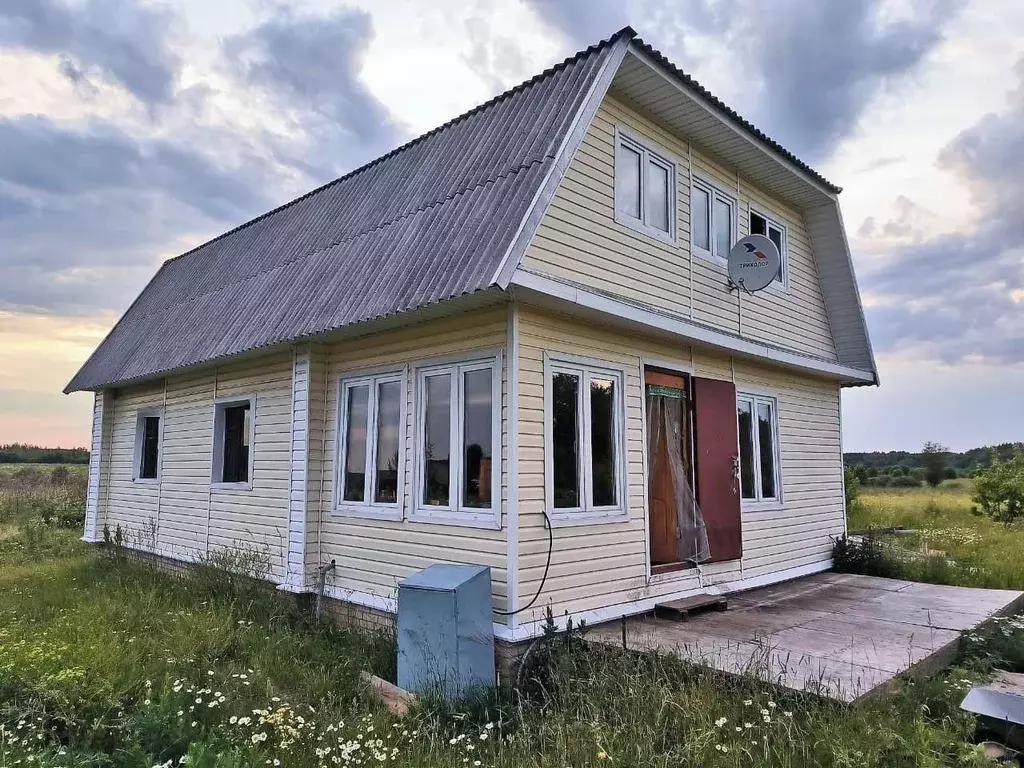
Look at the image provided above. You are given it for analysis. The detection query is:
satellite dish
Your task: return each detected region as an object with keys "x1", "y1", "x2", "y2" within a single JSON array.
[{"x1": 727, "y1": 234, "x2": 781, "y2": 293}]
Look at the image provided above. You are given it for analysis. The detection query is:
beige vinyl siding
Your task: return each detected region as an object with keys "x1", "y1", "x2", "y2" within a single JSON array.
[
  {"x1": 515, "y1": 305, "x2": 842, "y2": 621},
  {"x1": 520, "y1": 94, "x2": 838, "y2": 362},
  {"x1": 318, "y1": 307, "x2": 510, "y2": 611},
  {"x1": 99, "y1": 351, "x2": 293, "y2": 578}
]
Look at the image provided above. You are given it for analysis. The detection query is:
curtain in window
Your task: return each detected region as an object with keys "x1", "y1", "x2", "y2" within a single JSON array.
[{"x1": 646, "y1": 393, "x2": 710, "y2": 564}]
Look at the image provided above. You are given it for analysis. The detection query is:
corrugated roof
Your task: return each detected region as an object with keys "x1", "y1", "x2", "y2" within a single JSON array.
[
  {"x1": 67, "y1": 25, "x2": 850, "y2": 393},
  {"x1": 65, "y1": 28, "x2": 633, "y2": 392}
]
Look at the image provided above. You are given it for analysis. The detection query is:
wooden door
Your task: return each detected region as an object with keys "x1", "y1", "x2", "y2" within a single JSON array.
[
  {"x1": 645, "y1": 370, "x2": 687, "y2": 565},
  {"x1": 693, "y1": 377, "x2": 742, "y2": 562}
]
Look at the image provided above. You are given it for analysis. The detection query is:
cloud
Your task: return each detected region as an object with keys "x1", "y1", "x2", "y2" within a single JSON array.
[
  {"x1": 0, "y1": 115, "x2": 275, "y2": 315},
  {"x1": 525, "y1": 0, "x2": 954, "y2": 163},
  {"x1": 0, "y1": 0, "x2": 182, "y2": 106},
  {"x1": 859, "y1": 57, "x2": 1024, "y2": 365},
  {"x1": 223, "y1": 7, "x2": 404, "y2": 181},
  {"x1": 523, "y1": 0, "x2": 629, "y2": 49}
]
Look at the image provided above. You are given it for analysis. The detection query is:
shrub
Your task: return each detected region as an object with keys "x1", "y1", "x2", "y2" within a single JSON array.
[
  {"x1": 972, "y1": 449, "x2": 1024, "y2": 522},
  {"x1": 832, "y1": 533, "x2": 901, "y2": 578},
  {"x1": 843, "y1": 465, "x2": 861, "y2": 512},
  {"x1": 889, "y1": 476, "x2": 921, "y2": 488}
]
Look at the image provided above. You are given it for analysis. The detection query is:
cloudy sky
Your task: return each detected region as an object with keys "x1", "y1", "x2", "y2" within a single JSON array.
[{"x1": 0, "y1": 0, "x2": 1021, "y2": 452}]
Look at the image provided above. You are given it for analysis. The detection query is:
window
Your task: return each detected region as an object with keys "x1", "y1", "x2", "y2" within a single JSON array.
[
  {"x1": 133, "y1": 411, "x2": 161, "y2": 482},
  {"x1": 545, "y1": 354, "x2": 628, "y2": 524},
  {"x1": 413, "y1": 354, "x2": 501, "y2": 526},
  {"x1": 212, "y1": 397, "x2": 254, "y2": 487},
  {"x1": 749, "y1": 209, "x2": 787, "y2": 285},
  {"x1": 615, "y1": 130, "x2": 676, "y2": 240},
  {"x1": 691, "y1": 178, "x2": 735, "y2": 262},
  {"x1": 737, "y1": 393, "x2": 780, "y2": 505},
  {"x1": 335, "y1": 372, "x2": 405, "y2": 517}
]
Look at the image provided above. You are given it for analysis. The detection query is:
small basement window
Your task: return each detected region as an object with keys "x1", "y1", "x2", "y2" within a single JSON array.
[
  {"x1": 413, "y1": 353, "x2": 501, "y2": 527},
  {"x1": 544, "y1": 353, "x2": 628, "y2": 524},
  {"x1": 133, "y1": 411, "x2": 161, "y2": 482},
  {"x1": 212, "y1": 397, "x2": 254, "y2": 487},
  {"x1": 749, "y1": 209, "x2": 787, "y2": 285},
  {"x1": 615, "y1": 130, "x2": 676, "y2": 240},
  {"x1": 691, "y1": 178, "x2": 735, "y2": 263},
  {"x1": 335, "y1": 371, "x2": 406, "y2": 518},
  {"x1": 737, "y1": 393, "x2": 781, "y2": 505}
]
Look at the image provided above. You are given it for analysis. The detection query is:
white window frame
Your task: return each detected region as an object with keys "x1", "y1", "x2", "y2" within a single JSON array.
[
  {"x1": 132, "y1": 407, "x2": 163, "y2": 484},
  {"x1": 410, "y1": 351, "x2": 502, "y2": 529},
  {"x1": 690, "y1": 174, "x2": 737, "y2": 266},
  {"x1": 332, "y1": 369, "x2": 408, "y2": 522},
  {"x1": 736, "y1": 390, "x2": 783, "y2": 510},
  {"x1": 613, "y1": 126, "x2": 677, "y2": 243},
  {"x1": 211, "y1": 394, "x2": 256, "y2": 491},
  {"x1": 748, "y1": 205, "x2": 789, "y2": 289},
  {"x1": 543, "y1": 352, "x2": 629, "y2": 527}
]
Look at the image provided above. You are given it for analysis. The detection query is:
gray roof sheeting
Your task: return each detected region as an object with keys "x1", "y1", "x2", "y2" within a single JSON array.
[{"x1": 66, "y1": 29, "x2": 631, "y2": 392}]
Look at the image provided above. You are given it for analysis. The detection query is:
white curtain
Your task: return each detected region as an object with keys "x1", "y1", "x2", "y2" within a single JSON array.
[{"x1": 647, "y1": 393, "x2": 710, "y2": 564}]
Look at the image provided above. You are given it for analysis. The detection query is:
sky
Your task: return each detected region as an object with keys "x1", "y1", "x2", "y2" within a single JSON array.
[{"x1": 0, "y1": 0, "x2": 1021, "y2": 453}]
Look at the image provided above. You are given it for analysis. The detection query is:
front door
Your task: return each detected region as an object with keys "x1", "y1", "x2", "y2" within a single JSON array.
[{"x1": 645, "y1": 369, "x2": 693, "y2": 569}]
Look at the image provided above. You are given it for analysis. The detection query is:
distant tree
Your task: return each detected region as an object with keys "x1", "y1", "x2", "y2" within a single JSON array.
[
  {"x1": 921, "y1": 442, "x2": 949, "y2": 488},
  {"x1": 972, "y1": 449, "x2": 1024, "y2": 522},
  {"x1": 890, "y1": 465, "x2": 907, "y2": 477},
  {"x1": 850, "y1": 464, "x2": 868, "y2": 484}
]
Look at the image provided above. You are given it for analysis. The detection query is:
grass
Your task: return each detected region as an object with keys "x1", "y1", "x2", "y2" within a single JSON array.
[
  {"x1": 846, "y1": 480, "x2": 1024, "y2": 590},
  {"x1": 0, "y1": 473, "x2": 1022, "y2": 766}
]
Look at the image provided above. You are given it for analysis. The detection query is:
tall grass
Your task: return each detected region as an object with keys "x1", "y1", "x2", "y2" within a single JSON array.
[
  {"x1": 0, "y1": 472, "x2": 1021, "y2": 766},
  {"x1": 846, "y1": 481, "x2": 1024, "y2": 590}
]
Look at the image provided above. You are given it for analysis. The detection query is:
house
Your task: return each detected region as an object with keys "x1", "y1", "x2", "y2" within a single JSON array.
[{"x1": 67, "y1": 26, "x2": 877, "y2": 645}]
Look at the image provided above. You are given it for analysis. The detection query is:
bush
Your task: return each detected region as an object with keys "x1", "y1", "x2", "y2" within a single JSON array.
[
  {"x1": 888, "y1": 476, "x2": 921, "y2": 488},
  {"x1": 832, "y1": 533, "x2": 901, "y2": 578},
  {"x1": 843, "y1": 465, "x2": 861, "y2": 512},
  {"x1": 972, "y1": 449, "x2": 1024, "y2": 522}
]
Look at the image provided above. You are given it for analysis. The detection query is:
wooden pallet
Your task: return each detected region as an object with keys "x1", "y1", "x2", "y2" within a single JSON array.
[{"x1": 654, "y1": 595, "x2": 728, "y2": 621}]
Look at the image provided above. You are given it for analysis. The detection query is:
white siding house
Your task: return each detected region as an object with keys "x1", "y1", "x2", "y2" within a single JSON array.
[{"x1": 68, "y1": 26, "x2": 875, "y2": 643}]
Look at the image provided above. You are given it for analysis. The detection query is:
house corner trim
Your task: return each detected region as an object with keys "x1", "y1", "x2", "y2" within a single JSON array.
[{"x1": 284, "y1": 346, "x2": 313, "y2": 591}]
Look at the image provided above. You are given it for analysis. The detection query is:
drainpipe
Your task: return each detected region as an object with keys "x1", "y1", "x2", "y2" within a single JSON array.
[{"x1": 315, "y1": 559, "x2": 336, "y2": 620}]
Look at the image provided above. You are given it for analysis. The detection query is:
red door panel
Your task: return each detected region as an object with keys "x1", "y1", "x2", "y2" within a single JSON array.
[{"x1": 693, "y1": 377, "x2": 742, "y2": 562}]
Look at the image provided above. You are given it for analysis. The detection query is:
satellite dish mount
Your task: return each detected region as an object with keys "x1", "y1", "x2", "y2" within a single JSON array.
[{"x1": 725, "y1": 234, "x2": 781, "y2": 294}]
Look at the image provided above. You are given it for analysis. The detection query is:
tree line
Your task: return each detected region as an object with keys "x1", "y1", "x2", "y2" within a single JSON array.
[{"x1": 0, "y1": 444, "x2": 90, "y2": 465}]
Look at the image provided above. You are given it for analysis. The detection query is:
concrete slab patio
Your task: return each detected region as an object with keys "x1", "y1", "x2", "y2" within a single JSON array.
[{"x1": 587, "y1": 572, "x2": 1024, "y2": 701}]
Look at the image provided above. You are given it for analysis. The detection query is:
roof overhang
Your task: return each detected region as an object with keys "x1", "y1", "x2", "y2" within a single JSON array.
[{"x1": 510, "y1": 270, "x2": 876, "y2": 385}]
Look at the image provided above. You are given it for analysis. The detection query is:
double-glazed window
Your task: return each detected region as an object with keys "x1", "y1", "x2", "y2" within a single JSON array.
[
  {"x1": 615, "y1": 130, "x2": 676, "y2": 240},
  {"x1": 545, "y1": 354, "x2": 627, "y2": 523},
  {"x1": 737, "y1": 393, "x2": 780, "y2": 504},
  {"x1": 691, "y1": 178, "x2": 735, "y2": 262},
  {"x1": 133, "y1": 411, "x2": 161, "y2": 482},
  {"x1": 749, "y1": 209, "x2": 787, "y2": 285},
  {"x1": 336, "y1": 372, "x2": 405, "y2": 516},
  {"x1": 212, "y1": 398, "x2": 254, "y2": 487},
  {"x1": 414, "y1": 354, "x2": 501, "y2": 526}
]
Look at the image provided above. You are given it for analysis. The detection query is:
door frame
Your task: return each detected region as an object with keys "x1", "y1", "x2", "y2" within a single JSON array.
[{"x1": 639, "y1": 356, "x2": 697, "y2": 585}]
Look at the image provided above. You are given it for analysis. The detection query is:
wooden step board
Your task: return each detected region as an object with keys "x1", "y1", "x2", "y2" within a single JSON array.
[{"x1": 654, "y1": 595, "x2": 728, "y2": 621}]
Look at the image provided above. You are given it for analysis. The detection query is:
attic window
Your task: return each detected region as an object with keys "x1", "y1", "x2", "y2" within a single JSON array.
[
  {"x1": 691, "y1": 178, "x2": 735, "y2": 263},
  {"x1": 614, "y1": 129, "x2": 676, "y2": 242},
  {"x1": 749, "y1": 210, "x2": 788, "y2": 286}
]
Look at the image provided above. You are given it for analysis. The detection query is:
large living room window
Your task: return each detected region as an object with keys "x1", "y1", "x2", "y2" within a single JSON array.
[
  {"x1": 412, "y1": 353, "x2": 501, "y2": 528},
  {"x1": 544, "y1": 352, "x2": 628, "y2": 525},
  {"x1": 737, "y1": 392, "x2": 781, "y2": 505},
  {"x1": 335, "y1": 371, "x2": 406, "y2": 519},
  {"x1": 614, "y1": 128, "x2": 676, "y2": 241}
]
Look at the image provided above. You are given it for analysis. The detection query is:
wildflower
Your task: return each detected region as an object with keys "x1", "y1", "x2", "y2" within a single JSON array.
[
  {"x1": 783, "y1": 711, "x2": 793, "y2": 718},
  {"x1": 714, "y1": 717, "x2": 728, "y2": 727},
  {"x1": 597, "y1": 750, "x2": 609, "y2": 760},
  {"x1": 743, "y1": 699, "x2": 752, "y2": 706},
  {"x1": 767, "y1": 701, "x2": 776, "y2": 709}
]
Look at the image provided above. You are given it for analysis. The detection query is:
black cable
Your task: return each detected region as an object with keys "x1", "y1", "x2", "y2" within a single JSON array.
[{"x1": 494, "y1": 510, "x2": 552, "y2": 616}]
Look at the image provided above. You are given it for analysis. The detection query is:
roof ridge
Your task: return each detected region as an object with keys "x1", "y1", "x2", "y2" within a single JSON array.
[
  {"x1": 126, "y1": 157, "x2": 551, "y2": 324},
  {"x1": 165, "y1": 26, "x2": 638, "y2": 268}
]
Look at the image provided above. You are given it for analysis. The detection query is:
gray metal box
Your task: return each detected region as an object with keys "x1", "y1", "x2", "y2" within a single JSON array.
[{"x1": 397, "y1": 564, "x2": 494, "y2": 699}]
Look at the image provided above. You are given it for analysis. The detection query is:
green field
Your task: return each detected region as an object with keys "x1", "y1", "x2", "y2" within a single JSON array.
[
  {"x1": 0, "y1": 474, "x2": 1022, "y2": 766},
  {"x1": 848, "y1": 481, "x2": 1024, "y2": 590}
]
